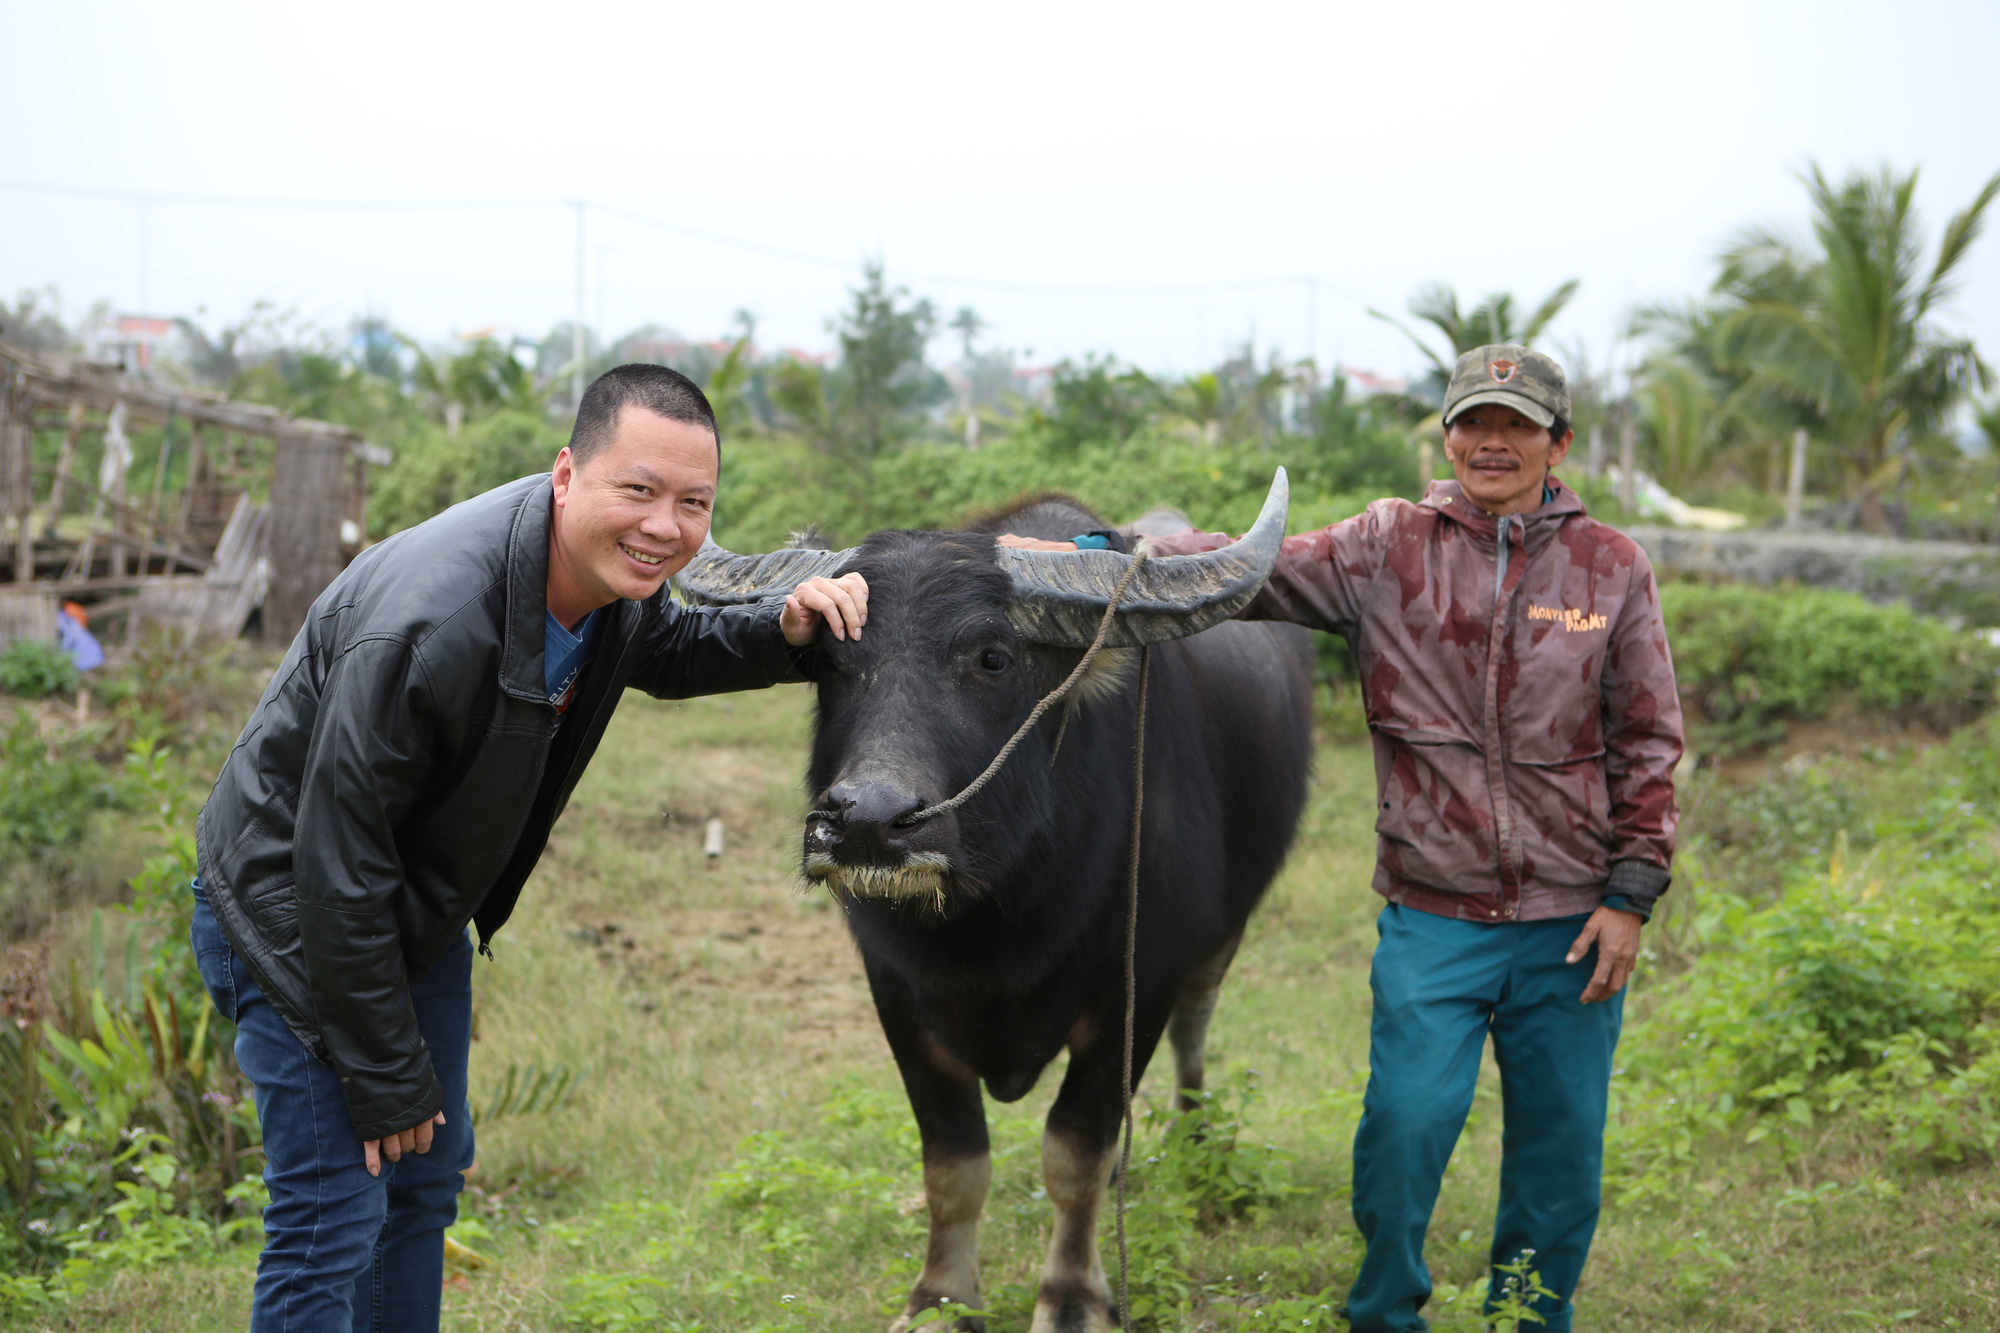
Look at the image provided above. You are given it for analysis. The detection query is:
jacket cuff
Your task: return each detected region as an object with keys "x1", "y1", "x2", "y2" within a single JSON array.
[
  {"x1": 1604, "y1": 859, "x2": 1671, "y2": 921},
  {"x1": 348, "y1": 1071, "x2": 446, "y2": 1142}
]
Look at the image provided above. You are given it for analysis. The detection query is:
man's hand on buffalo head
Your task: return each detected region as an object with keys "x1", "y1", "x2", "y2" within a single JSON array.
[
  {"x1": 783, "y1": 572, "x2": 869, "y2": 645},
  {"x1": 995, "y1": 534, "x2": 1079, "y2": 551}
]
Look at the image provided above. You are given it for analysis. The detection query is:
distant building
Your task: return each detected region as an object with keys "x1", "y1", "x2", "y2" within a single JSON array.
[{"x1": 1339, "y1": 367, "x2": 1409, "y2": 396}]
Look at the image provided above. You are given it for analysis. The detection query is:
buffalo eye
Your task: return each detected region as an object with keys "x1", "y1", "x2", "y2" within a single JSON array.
[{"x1": 979, "y1": 649, "x2": 1011, "y2": 674}]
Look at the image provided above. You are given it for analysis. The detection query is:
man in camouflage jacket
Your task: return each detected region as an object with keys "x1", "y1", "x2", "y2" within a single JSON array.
[{"x1": 1014, "y1": 344, "x2": 1682, "y2": 1331}]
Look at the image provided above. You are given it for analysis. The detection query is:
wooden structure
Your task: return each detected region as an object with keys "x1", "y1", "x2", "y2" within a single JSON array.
[{"x1": 0, "y1": 340, "x2": 386, "y2": 647}]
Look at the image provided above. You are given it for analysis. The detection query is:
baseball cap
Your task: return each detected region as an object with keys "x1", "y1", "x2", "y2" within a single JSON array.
[{"x1": 1441, "y1": 344, "x2": 1569, "y2": 429}]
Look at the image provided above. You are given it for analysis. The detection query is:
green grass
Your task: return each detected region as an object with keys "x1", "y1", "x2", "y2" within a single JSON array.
[{"x1": 12, "y1": 687, "x2": 1999, "y2": 1331}]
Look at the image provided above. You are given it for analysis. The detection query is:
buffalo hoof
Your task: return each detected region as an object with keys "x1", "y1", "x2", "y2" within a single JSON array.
[
  {"x1": 889, "y1": 1295, "x2": 986, "y2": 1333},
  {"x1": 1028, "y1": 1284, "x2": 1118, "y2": 1333}
]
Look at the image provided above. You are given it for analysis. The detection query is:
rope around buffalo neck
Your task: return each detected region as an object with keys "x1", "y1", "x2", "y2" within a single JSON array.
[
  {"x1": 1115, "y1": 643, "x2": 1150, "y2": 1329},
  {"x1": 899, "y1": 544, "x2": 1151, "y2": 826},
  {"x1": 890, "y1": 543, "x2": 1153, "y2": 1324},
  {"x1": 881, "y1": 544, "x2": 1152, "y2": 1325}
]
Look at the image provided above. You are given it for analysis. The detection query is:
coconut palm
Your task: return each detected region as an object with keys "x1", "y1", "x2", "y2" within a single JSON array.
[
  {"x1": 1633, "y1": 355, "x2": 1723, "y2": 494},
  {"x1": 1371, "y1": 279, "x2": 1580, "y2": 406},
  {"x1": 1712, "y1": 164, "x2": 1999, "y2": 531}
]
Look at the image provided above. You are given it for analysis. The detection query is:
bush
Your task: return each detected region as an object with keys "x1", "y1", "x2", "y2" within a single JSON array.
[
  {"x1": 1661, "y1": 582, "x2": 1999, "y2": 751},
  {"x1": 1610, "y1": 730, "x2": 2000, "y2": 1206},
  {"x1": 0, "y1": 640, "x2": 79, "y2": 699},
  {"x1": 369, "y1": 408, "x2": 567, "y2": 537},
  {"x1": 0, "y1": 709, "x2": 129, "y2": 863}
]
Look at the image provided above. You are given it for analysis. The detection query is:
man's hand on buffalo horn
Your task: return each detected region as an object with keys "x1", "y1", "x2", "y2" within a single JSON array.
[
  {"x1": 995, "y1": 534, "x2": 1079, "y2": 551},
  {"x1": 782, "y1": 572, "x2": 869, "y2": 645}
]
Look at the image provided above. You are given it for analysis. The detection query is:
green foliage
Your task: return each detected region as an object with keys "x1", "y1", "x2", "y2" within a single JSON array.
[
  {"x1": 706, "y1": 1082, "x2": 920, "y2": 1266},
  {"x1": 1661, "y1": 581, "x2": 1999, "y2": 751},
  {"x1": 1114, "y1": 1069, "x2": 1297, "y2": 1329},
  {"x1": 1681, "y1": 761, "x2": 1871, "y2": 898},
  {"x1": 1704, "y1": 165, "x2": 1998, "y2": 527},
  {"x1": 0, "y1": 737, "x2": 260, "y2": 1294},
  {"x1": 478, "y1": 1060, "x2": 588, "y2": 1124},
  {"x1": 0, "y1": 708, "x2": 129, "y2": 863},
  {"x1": 1140, "y1": 1070, "x2": 1295, "y2": 1230},
  {"x1": 370, "y1": 407, "x2": 567, "y2": 535},
  {"x1": 771, "y1": 262, "x2": 945, "y2": 463},
  {"x1": 1371, "y1": 279, "x2": 1579, "y2": 407},
  {"x1": 1610, "y1": 734, "x2": 2000, "y2": 1208},
  {"x1": 709, "y1": 424, "x2": 1399, "y2": 559},
  {"x1": 0, "y1": 639, "x2": 80, "y2": 698},
  {"x1": 1038, "y1": 356, "x2": 1163, "y2": 453}
]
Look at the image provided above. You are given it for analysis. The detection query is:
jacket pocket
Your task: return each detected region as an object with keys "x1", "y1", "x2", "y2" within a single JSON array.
[
  {"x1": 242, "y1": 879, "x2": 301, "y2": 947},
  {"x1": 1506, "y1": 751, "x2": 1612, "y2": 885},
  {"x1": 1372, "y1": 728, "x2": 1496, "y2": 888}
]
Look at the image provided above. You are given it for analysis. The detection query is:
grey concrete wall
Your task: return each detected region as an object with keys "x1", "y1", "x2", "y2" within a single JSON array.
[{"x1": 1627, "y1": 526, "x2": 2000, "y2": 626}]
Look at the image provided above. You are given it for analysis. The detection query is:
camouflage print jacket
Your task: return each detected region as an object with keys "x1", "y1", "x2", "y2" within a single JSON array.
[{"x1": 1147, "y1": 478, "x2": 1682, "y2": 922}]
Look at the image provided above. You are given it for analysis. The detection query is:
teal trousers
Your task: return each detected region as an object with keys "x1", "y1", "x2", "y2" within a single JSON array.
[{"x1": 1342, "y1": 904, "x2": 1625, "y2": 1333}]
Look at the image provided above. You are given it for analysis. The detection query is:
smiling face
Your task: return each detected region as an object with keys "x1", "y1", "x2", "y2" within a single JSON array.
[
  {"x1": 546, "y1": 406, "x2": 718, "y2": 625},
  {"x1": 1443, "y1": 403, "x2": 1574, "y2": 516}
]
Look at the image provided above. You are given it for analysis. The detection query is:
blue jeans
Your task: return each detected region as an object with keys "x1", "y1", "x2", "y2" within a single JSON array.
[
  {"x1": 191, "y1": 884, "x2": 475, "y2": 1332},
  {"x1": 1343, "y1": 904, "x2": 1625, "y2": 1333}
]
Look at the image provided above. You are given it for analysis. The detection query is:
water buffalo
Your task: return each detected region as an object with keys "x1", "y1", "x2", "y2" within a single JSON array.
[{"x1": 678, "y1": 472, "x2": 1313, "y2": 1332}]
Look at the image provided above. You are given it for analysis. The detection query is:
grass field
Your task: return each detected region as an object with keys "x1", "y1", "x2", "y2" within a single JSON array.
[{"x1": 17, "y1": 683, "x2": 2000, "y2": 1332}]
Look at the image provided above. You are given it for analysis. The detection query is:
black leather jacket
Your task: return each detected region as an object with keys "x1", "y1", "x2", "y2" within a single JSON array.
[{"x1": 196, "y1": 475, "x2": 815, "y2": 1138}]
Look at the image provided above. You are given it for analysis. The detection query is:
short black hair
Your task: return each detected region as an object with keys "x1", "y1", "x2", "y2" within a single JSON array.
[{"x1": 567, "y1": 363, "x2": 719, "y2": 468}]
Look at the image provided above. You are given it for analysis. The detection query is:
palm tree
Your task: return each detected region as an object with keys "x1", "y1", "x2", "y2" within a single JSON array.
[
  {"x1": 1632, "y1": 355, "x2": 1722, "y2": 494},
  {"x1": 1371, "y1": 280, "x2": 1580, "y2": 406},
  {"x1": 1712, "y1": 164, "x2": 1999, "y2": 531}
]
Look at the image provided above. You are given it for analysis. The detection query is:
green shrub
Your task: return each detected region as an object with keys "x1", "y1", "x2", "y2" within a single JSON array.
[
  {"x1": 0, "y1": 709, "x2": 128, "y2": 861},
  {"x1": 1680, "y1": 762, "x2": 1872, "y2": 898},
  {"x1": 1661, "y1": 582, "x2": 1999, "y2": 751},
  {"x1": 1610, "y1": 731, "x2": 2000, "y2": 1205},
  {"x1": 0, "y1": 640, "x2": 79, "y2": 698},
  {"x1": 369, "y1": 408, "x2": 566, "y2": 537},
  {"x1": 708, "y1": 430, "x2": 1381, "y2": 556}
]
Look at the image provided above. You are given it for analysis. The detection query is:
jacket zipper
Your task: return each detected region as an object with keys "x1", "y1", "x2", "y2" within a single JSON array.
[{"x1": 1488, "y1": 514, "x2": 1523, "y2": 914}]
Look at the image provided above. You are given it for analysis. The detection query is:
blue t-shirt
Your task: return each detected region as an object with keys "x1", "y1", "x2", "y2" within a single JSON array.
[{"x1": 545, "y1": 607, "x2": 606, "y2": 716}]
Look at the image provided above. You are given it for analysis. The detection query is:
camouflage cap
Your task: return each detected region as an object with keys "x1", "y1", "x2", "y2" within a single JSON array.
[{"x1": 1441, "y1": 344, "x2": 1569, "y2": 430}]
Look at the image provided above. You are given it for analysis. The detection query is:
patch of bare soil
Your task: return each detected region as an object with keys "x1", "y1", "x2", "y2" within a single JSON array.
[{"x1": 568, "y1": 897, "x2": 888, "y2": 1066}]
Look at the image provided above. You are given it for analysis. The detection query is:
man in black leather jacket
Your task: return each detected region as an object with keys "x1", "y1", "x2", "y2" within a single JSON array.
[{"x1": 190, "y1": 364, "x2": 866, "y2": 1330}]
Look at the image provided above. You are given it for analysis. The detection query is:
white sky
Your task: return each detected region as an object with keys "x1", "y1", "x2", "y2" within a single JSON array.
[{"x1": 4, "y1": 0, "x2": 1998, "y2": 385}]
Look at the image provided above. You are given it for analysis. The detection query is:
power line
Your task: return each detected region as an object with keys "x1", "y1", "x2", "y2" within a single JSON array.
[
  {"x1": 2, "y1": 178, "x2": 1368, "y2": 306},
  {"x1": 0, "y1": 180, "x2": 552, "y2": 212}
]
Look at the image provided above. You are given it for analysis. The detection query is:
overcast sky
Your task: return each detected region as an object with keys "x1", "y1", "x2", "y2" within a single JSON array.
[{"x1": 4, "y1": 0, "x2": 1997, "y2": 386}]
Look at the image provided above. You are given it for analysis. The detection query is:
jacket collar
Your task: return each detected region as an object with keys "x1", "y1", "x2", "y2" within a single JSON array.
[
  {"x1": 1419, "y1": 475, "x2": 1587, "y2": 540},
  {"x1": 500, "y1": 476, "x2": 557, "y2": 704}
]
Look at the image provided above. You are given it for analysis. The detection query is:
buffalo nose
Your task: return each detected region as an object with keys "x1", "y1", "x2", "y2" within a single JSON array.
[{"x1": 826, "y1": 781, "x2": 924, "y2": 840}]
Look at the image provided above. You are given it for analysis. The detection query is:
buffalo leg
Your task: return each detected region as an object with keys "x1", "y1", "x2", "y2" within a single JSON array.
[
  {"x1": 870, "y1": 971, "x2": 992, "y2": 1333},
  {"x1": 1031, "y1": 1002, "x2": 1172, "y2": 1333},
  {"x1": 1167, "y1": 929, "x2": 1243, "y2": 1112}
]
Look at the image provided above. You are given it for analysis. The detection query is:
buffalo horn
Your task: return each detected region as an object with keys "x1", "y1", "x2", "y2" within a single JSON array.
[
  {"x1": 673, "y1": 537, "x2": 857, "y2": 606},
  {"x1": 673, "y1": 466, "x2": 1289, "y2": 649},
  {"x1": 995, "y1": 466, "x2": 1289, "y2": 647}
]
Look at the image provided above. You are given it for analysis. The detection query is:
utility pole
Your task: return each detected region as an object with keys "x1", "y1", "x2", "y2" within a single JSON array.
[
  {"x1": 1305, "y1": 276, "x2": 1318, "y2": 380},
  {"x1": 572, "y1": 200, "x2": 587, "y2": 412},
  {"x1": 1617, "y1": 406, "x2": 1637, "y2": 513},
  {"x1": 136, "y1": 201, "x2": 151, "y2": 314},
  {"x1": 1784, "y1": 427, "x2": 1809, "y2": 529}
]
